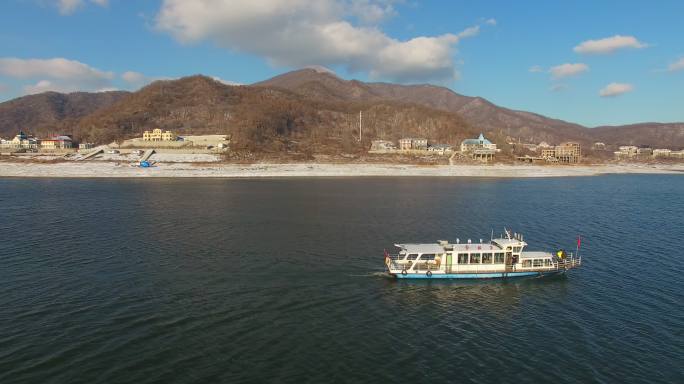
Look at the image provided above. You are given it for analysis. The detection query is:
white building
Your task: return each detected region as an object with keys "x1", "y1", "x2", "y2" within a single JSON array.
[{"x1": 460, "y1": 133, "x2": 497, "y2": 153}]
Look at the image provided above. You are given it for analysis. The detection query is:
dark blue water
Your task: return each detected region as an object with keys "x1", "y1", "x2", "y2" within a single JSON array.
[{"x1": 1, "y1": 176, "x2": 682, "y2": 383}]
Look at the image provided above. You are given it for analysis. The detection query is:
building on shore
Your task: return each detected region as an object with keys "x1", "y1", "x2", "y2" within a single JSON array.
[
  {"x1": 79, "y1": 143, "x2": 94, "y2": 150},
  {"x1": 614, "y1": 146, "x2": 656, "y2": 159},
  {"x1": 399, "y1": 138, "x2": 428, "y2": 150},
  {"x1": 40, "y1": 135, "x2": 74, "y2": 149},
  {"x1": 370, "y1": 140, "x2": 396, "y2": 151},
  {"x1": 555, "y1": 142, "x2": 581, "y2": 163},
  {"x1": 538, "y1": 142, "x2": 581, "y2": 163},
  {"x1": 461, "y1": 133, "x2": 497, "y2": 162},
  {"x1": 592, "y1": 142, "x2": 606, "y2": 150},
  {"x1": 653, "y1": 149, "x2": 684, "y2": 159},
  {"x1": 427, "y1": 144, "x2": 453, "y2": 155},
  {"x1": 0, "y1": 131, "x2": 39, "y2": 150},
  {"x1": 143, "y1": 128, "x2": 176, "y2": 141}
]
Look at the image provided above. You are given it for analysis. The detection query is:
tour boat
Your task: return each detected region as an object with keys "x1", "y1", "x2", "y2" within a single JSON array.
[{"x1": 384, "y1": 231, "x2": 581, "y2": 279}]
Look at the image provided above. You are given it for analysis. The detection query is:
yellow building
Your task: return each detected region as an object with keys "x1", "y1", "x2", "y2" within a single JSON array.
[{"x1": 143, "y1": 128, "x2": 176, "y2": 141}]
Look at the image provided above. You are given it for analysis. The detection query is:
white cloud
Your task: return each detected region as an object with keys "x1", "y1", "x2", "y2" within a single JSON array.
[
  {"x1": 485, "y1": 18, "x2": 497, "y2": 26},
  {"x1": 22, "y1": 79, "x2": 118, "y2": 95},
  {"x1": 0, "y1": 57, "x2": 114, "y2": 94},
  {"x1": 549, "y1": 63, "x2": 589, "y2": 79},
  {"x1": 0, "y1": 57, "x2": 113, "y2": 82},
  {"x1": 154, "y1": 0, "x2": 486, "y2": 83},
  {"x1": 348, "y1": 0, "x2": 397, "y2": 24},
  {"x1": 574, "y1": 35, "x2": 647, "y2": 55},
  {"x1": 529, "y1": 65, "x2": 543, "y2": 73},
  {"x1": 668, "y1": 57, "x2": 684, "y2": 72},
  {"x1": 212, "y1": 76, "x2": 242, "y2": 86},
  {"x1": 599, "y1": 82, "x2": 634, "y2": 97},
  {"x1": 121, "y1": 71, "x2": 146, "y2": 84},
  {"x1": 54, "y1": 0, "x2": 109, "y2": 15}
]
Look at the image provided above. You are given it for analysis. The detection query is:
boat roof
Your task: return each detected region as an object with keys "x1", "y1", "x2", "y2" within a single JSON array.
[
  {"x1": 520, "y1": 251, "x2": 553, "y2": 259},
  {"x1": 395, "y1": 243, "x2": 446, "y2": 255},
  {"x1": 492, "y1": 238, "x2": 526, "y2": 247},
  {"x1": 396, "y1": 242, "x2": 506, "y2": 254}
]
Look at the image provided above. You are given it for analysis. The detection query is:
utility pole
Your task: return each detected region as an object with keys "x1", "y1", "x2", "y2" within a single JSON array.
[{"x1": 358, "y1": 110, "x2": 362, "y2": 141}]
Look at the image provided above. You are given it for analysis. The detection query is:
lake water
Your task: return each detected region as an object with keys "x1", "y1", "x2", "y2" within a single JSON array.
[{"x1": 1, "y1": 176, "x2": 682, "y2": 383}]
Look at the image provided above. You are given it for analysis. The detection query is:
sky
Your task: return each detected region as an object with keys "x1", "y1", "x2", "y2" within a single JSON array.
[{"x1": 0, "y1": 0, "x2": 683, "y2": 127}]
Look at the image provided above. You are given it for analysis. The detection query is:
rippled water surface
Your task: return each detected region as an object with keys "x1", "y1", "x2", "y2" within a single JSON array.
[{"x1": 1, "y1": 176, "x2": 682, "y2": 383}]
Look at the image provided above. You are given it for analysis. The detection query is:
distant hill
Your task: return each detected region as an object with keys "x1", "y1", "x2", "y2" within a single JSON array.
[
  {"x1": 0, "y1": 68, "x2": 682, "y2": 151},
  {"x1": 592, "y1": 123, "x2": 684, "y2": 149},
  {"x1": 74, "y1": 75, "x2": 474, "y2": 151},
  {"x1": 0, "y1": 91, "x2": 129, "y2": 139},
  {"x1": 256, "y1": 69, "x2": 592, "y2": 145}
]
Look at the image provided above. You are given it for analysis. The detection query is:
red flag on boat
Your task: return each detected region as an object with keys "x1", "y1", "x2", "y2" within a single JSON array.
[
  {"x1": 577, "y1": 236, "x2": 581, "y2": 248},
  {"x1": 384, "y1": 249, "x2": 389, "y2": 258}
]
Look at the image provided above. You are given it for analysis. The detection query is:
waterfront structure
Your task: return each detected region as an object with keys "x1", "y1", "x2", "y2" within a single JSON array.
[
  {"x1": 539, "y1": 142, "x2": 581, "y2": 163},
  {"x1": 0, "y1": 131, "x2": 39, "y2": 150},
  {"x1": 555, "y1": 142, "x2": 581, "y2": 163},
  {"x1": 40, "y1": 135, "x2": 73, "y2": 149},
  {"x1": 592, "y1": 142, "x2": 606, "y2": 150},
  {"x1": 540, "y1": 148, "x2": 556, "y2": 159},
  {"x1": 427, "y1": 144, "x2": 453, "y2": 154},
  {"x1": 398, "y1": 138, "x2": 428, "y2": 150},
  {"x1": 384, "y1": 231, "x2": 581, "y2": 279},
  {"x1": 461, "y1": 133, "x2": 496, "y2": 162},
  {"x1": 461, "y1": 133, "x2": 497, "y2": 153},
  {"x1": 614, "y1": 146, "x2": 657, "y2": 159},
  {"x1": 143, "y1": 128, "x2": 176, "y2": 141},
  {"x1": 79, "y1": 143, "x2": 94, "y2": 150},
  {"x1": 653, "y1": 149, "x2": 684, "y2": 159},
  {"x1": 370, "y1": 140, "x2": 396, "y2": 151}
]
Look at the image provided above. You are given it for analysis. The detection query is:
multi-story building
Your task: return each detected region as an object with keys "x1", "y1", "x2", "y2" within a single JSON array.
[
  {"x1": 398, "y1": 138, "x2": 428, "y2": 151},
  {"x1": 555, "y1": 142, "x2": 581, "y2": 163},
  {"x1": 0, "y1": 131, "x2": 39, "y2": 149},
  {"x1": 461, "y1": 133, "x2": 497, "y2": 153},
  {"x1": 461, "y1": 133, "x2": 497, "y2": 161},
  {"x1": 40, "y1": 135, "x2": 73, "y2": 149},
  {"x1": 653, "y1": 149, "x2": 671, "y2": 158},
  {"x1": 143, "y1": 128, "x2": 176, "y2": 141}
]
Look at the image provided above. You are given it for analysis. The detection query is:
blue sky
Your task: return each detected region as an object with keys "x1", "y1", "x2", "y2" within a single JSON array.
[{"x1": 1, "y1": 0, "x2": 683, "y2": 127}]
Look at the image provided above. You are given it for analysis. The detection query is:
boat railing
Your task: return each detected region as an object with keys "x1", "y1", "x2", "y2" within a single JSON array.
[{"x1": 554, "y1": 253, "x2": 582, "y2": 270}]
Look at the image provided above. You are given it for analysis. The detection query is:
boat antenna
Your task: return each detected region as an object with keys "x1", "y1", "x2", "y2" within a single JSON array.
[{"x1": 490, "y1": 228, "x2": 494, "y2": 241}]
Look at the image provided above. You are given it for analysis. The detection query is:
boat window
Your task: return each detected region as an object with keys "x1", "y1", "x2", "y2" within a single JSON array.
[
  {"x1": 533, "y1": 259, "x2": 543, "y2": 267},
  {"x1": 494, "y1": 253, "x2": 504, "y2": 264},
  {"x1": 522, "y1": 260, "x2": 532, "y2": 268},
  {"x1": 544, "y1": 259, "x2": 551, "y2": 266},
  {"x1": 470, "y1": 253, "x2": 481, "y2": 264},
  {"x1": 513, "y1": 246, "x2": 522, "y2": 253},
  {"x1": 407, "y1": 254, "x2": 418, "y2": 260},
  {"x1": 458, "y1": 253, "x2": 468, "y2": 264},
  {"x1": 421, "y1": 254, "x2": 435, "y2": 260},
  {"x1": 482, "y1": 253, "x2": 492, "y2": 264}
]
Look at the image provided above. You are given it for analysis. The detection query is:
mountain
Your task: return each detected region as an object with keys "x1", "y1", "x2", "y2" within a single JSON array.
[
  {"x1": 73, "y1": 75, "x2": 474, "y2": 152},
  {"x1": 256, "y1": 68, "x2": 591, "y2": 145},
  {"x1": 592, "y1": 123, "x2": 684, "y2": 149},
  {"x1": 1, "y1": 69, "x2": 682, "y2": 151},
  {"x1": 0, "y1": 91, "x2": 129, "y2": 139},
  {"x1": 257, "y1": 68, "x2": 683, "y2": 148}
]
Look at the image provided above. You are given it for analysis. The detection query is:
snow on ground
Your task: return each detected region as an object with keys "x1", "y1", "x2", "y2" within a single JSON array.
[{"x1": 0, "y1": 162, "x2": 681, "y2": 178}]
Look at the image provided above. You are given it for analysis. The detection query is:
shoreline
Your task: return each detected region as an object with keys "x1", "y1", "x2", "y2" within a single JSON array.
[{"x1": 0, "y1": 161, "x2": 682, "y2": 178}]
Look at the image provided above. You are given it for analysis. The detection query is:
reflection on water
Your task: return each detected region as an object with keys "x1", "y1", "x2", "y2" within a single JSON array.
[{"x1": 0, "y1": 176, "x2": 682, "y2": 384}]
